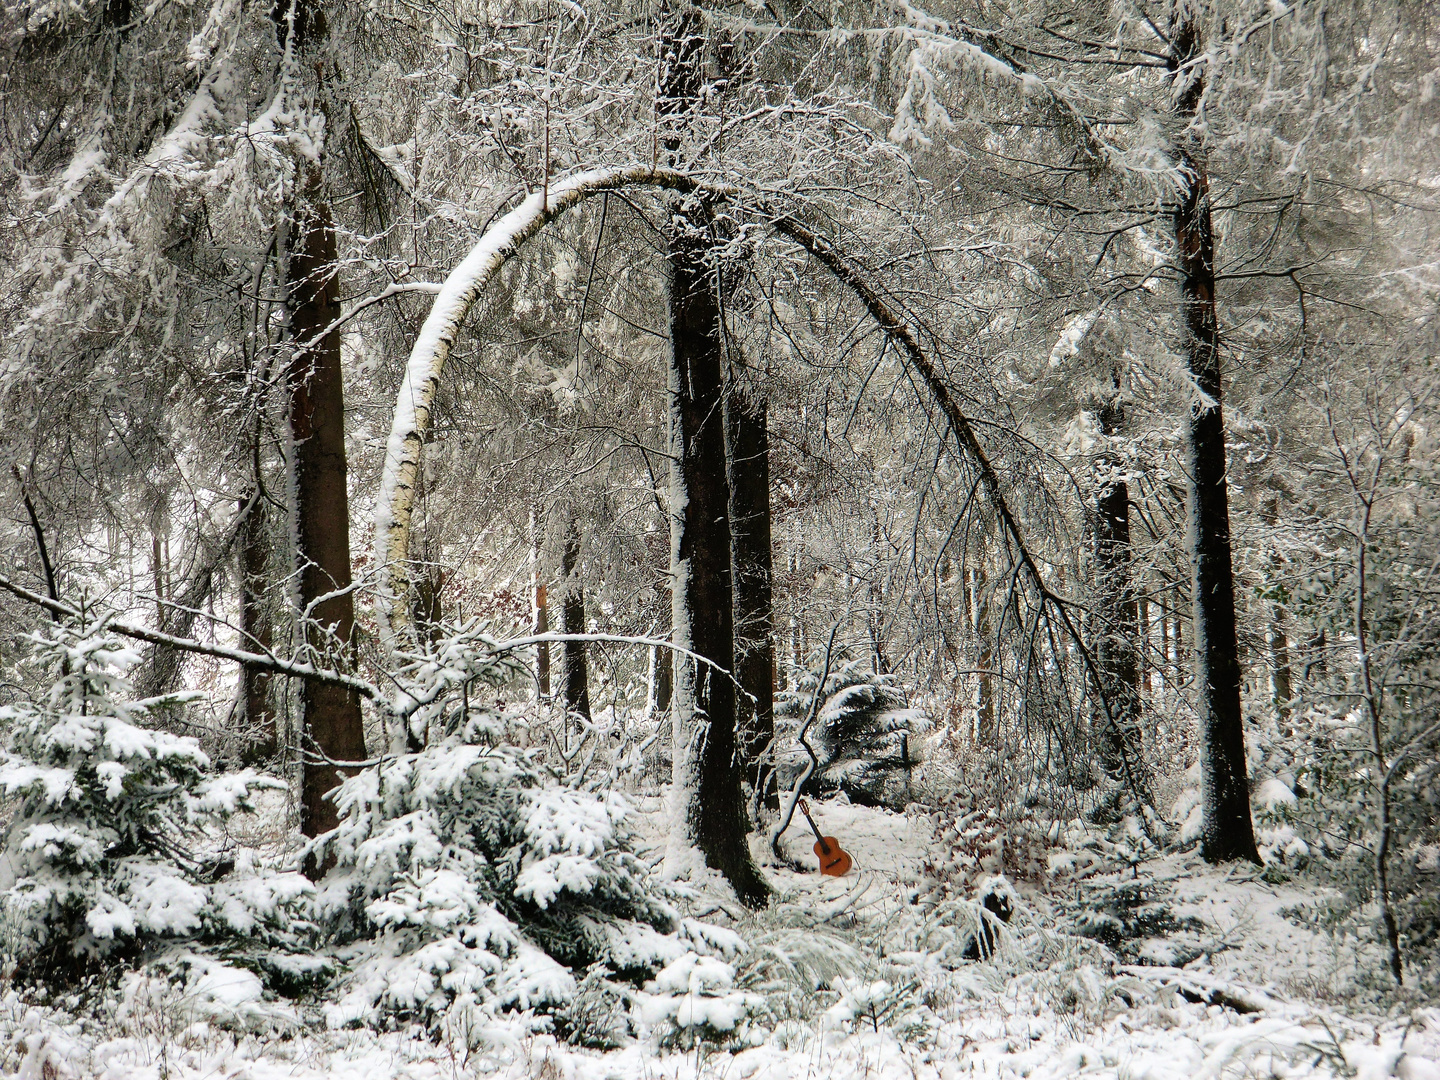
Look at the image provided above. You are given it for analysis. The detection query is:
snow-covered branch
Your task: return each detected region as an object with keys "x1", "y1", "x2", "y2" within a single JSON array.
[
  {"x1": 374, "y1": 165, "x2": 722, "y2": 648},
  {"x1": 0, "y1": 573, "x2": 383, "y2": 704}
]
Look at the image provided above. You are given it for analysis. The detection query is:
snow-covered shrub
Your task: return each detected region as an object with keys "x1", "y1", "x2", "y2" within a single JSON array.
[
  {"x1": 310, "y1": 625, "x2": 743, "y2": 1033},
  {"x1": 0, "y1": 624, "x2": 311, "y2": 979},
  {"x1": 921, "y1": 786, "x2": 1055, "y2": 892},
  {"x1": 1059, "y1": 867, "x2": 1206, "y2": 966},
  {"x1": 553, "y1": 964, "x2": 633, "y2": 1049},
  {"x1": 776, "y1": 655, "x2": 930, "y2": 810},
  {"x1": 823, "y1": 974, "x2": 926, "y2": 1036},
  {"x1": 633, "y1": 952, "x2": 763, "y2": 1049}
]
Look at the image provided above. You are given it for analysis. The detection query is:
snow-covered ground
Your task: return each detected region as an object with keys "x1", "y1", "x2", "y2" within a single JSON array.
[{"x1": 3, "y1": 797, "x2": 1436, "y2": 1080}]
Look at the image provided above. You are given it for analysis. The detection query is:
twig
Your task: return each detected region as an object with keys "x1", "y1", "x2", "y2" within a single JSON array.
[
  {"x1": 11, "y1": 465, "x2": 60, "y2": 615},
  {"x1": 771, "y1": 623, "x2": 840, "y2": 858}
]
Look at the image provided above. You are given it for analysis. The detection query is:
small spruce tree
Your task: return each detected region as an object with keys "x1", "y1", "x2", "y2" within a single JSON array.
[{"x1": 0, "y1": 622, "x2": 306, "y2": 979}]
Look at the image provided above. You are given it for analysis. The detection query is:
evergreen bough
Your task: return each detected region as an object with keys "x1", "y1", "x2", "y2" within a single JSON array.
[{"x1": 0, "y1": 623, "x2": 308, "y2": 979}]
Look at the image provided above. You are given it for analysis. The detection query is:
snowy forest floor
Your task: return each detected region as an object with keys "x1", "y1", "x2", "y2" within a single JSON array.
[{"x1": 3, "y1": 796, "x2": 1436, "y2": 1080}]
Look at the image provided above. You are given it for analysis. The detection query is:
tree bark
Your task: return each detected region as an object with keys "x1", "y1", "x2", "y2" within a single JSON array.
[
  {"x1": 272, "y1": 0, "x2": 367, "y2": 872},
  {"x1": 1170, "y1": 17, "x2": 1260, "y2": 864},
  {"x1": 238, "y1": 494, "x2": 277, "y2": 763},
  {"x1": 661, "y1": 5, "x2": 768, "y2": 908},
  {"x1": 654, "y1": 640, "x2": 673, "y2": 714},
  {"x1": 1138, "y1": 597, "x2": 1152, "y2": 701},
  {"x1": 1263, "y1": 500, "x2": 1294, "y2": 720},
  {"x1": 288, "y1": 196, "x2": 367, "y2": 865},
  {"x1": 533, "y1": 509, "x2": 551, "y2": 698},
  {"x1": 139, "y1": 514, "x2": 244, "y2": 700},
  {"x1": 1093, "y1": 384, "x2": 1142, "y2": 778},
  {"x1": 726, "y1": 384, "x2": 778, "y2": 812},
  {"x1": 971, "y1": 563, "x2": 995, "y2": 744},
  {"x1": 560, "y1": 515, "x2": 592, "y2": 725}
]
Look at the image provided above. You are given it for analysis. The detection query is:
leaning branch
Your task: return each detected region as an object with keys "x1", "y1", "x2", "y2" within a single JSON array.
[
  {"x1": 11, "y1": 466, "x2": 60, "y2": 614},
  {"x1": 769, "y1": 211, "x2": 1155, "y2": 811},
  {"x1": 373, "y1": 165, "x2": 717, "y2": 647}
]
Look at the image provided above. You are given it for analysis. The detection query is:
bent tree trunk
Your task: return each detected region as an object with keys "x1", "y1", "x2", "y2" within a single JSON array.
[
  {"x1": 1094, "y1": 381, "x2": 1142, "y2": 778},
  {"x1": 726, "y1": 385, "x2": 778, "y2": 812},
  {"x1": 1170, "y1": 17, "x2": 1260, "y2": 864}
]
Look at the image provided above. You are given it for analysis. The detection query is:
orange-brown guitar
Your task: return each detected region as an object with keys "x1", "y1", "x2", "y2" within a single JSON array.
[{"x1": 798, "y1": 798, "x2": 853, "y2": 877}]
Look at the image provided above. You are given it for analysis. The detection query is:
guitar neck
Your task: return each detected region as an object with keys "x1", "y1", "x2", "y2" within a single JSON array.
[{"x1": 800, "y1": 806, "x2": 827, "y2": 848}]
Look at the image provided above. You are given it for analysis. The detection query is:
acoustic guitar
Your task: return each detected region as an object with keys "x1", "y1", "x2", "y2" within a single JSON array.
[{"x1": 798, "y1": 798, "x2": 853, "y2": 877}]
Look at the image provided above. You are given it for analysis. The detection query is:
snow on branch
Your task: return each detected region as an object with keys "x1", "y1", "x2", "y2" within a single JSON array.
[
  {"x1": 374, "y1": 165, "x2": 714, "y2": 648},
  {"x1": 0, "y1": 573, "x2": 382, "y2": 704},
  {"x1": 767, "y1": 212, "x2": 1157, "y2": 814}
]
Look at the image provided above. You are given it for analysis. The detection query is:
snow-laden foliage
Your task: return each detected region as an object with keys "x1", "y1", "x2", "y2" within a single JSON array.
[
  {"x1": 777, "y1": 655, "x2": 929, "y2": 810},
  {"x1": 0, "y1": 623, "x2": 311, "y2": 975},
  {"x1": 309, "y1": 625, "x2": 744, "y2": 1032},
  {"x1": 633, "y1": 952, "x2": 763, "y2": 1049}
]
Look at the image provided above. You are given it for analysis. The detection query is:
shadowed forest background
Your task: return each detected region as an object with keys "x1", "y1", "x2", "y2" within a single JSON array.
[{"x1": 0, "y1": 0, "x2": 1437, "y2": 1073}]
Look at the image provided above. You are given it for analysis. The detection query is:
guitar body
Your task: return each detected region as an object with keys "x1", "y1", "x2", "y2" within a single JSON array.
[
  {"x1": 813, "y1": 837, "x2": 853, "y2": 877},
  {"x1": 797, "y1": 798, "x2": 853, "y2": 877}
]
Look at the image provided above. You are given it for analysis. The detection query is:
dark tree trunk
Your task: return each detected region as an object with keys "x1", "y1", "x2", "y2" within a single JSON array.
[
  {"x1": 238, "y1": 494, "x2": 277, "y2": 763},
  {"x1": 1263, "y1": 499, "x2": 1294, "y2": 719},
  {"x1": 1138, "y1": 597, "x2": 1152, "y2": 700},
  {"x1": 726, "y1": 386, "x2": 778, "y2": 812},
  {"x1": 661, "y1": 4, "x2": 768, "y2": 908},
  {"x1": 288, "y1": 196, "x2": 367, "y2": 867},
  {"x1": 1093, "y1": 385, "x2": 1143, "y2": 779},
  {"x1": 535, "y1": 582, "x2": 551, "y2": 697},
  {"x1": 271, "y1": 0, "x2": 367, "y2": 872},
  {"x1": 654, "y1": 618, "x2": 673, "y2": 715},
  {"x1": 971, "y1": 564, "x2": 995, "y2": 744},
  {"x1": 560, "y1": 517, "x2": 592, "y2": 724},
  {"x1": 1303, "y1": 628, "x2": 1327, "y2": 683},
  {"x1": 532, "y1": 510, "x2": 550, "y2": 697},
  {"x1": 1170, "y1": 18, "x2": 1260, "y2": 865}
]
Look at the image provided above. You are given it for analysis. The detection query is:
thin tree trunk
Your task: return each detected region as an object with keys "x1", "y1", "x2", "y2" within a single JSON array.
[
  {"x1": 972, "y1": 563, "x2": 995, "y2": 745},
  {"x1": 535, "y1": 583, "x2": 551, "y2": 696},
  {"x1": 561, "y1": 516, "x2": 591, "y2": 725},
  {"x1": 726, "y1": 385, "x2": 778, "y2": 812},
  {"x1": 1263, "y1": 500, "x2": 1294, "y2": 719},
  {"x1": 655, "y1": 639, "x2": 673, "y2": 715},
  {"x1": 1170, "y1": 17, "x2": 1260, "y2": 864},
  {"x1": 532, "y1": 509, "x2": 550, "y2": 698},
  {"x1": 661, "y1": 5, "x2": 768, "y2": 908},
  {"x1": 1094, "y1": 383, "x2": 1142, "y2": 778},
  {"x1": 139, "y1": 515, "x2": 244, "y2": 699},
  {"x1": 1355, "y1": 516, "x2": 1404, "y2": 984},
  {"x1": 1157, "y1": 603, "x2": 1169, "y2": 703},
  {"x1": 1139, "y1": 597, "x2": 1152, "y2": 701},
  {"x1": 151, "y1": 527, "x2": 166, "y2": 630},
  {"x1": 1303, "y1": 628, "x2": 1327, "y2": 683},
  {"x1": 239, "y1": 494, "x2": 277, "y2": 762}
]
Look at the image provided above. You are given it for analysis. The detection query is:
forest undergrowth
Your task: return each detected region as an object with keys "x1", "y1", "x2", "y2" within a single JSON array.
[{"x1": 0, "y1": 625, "x2": 1434, "y2": 1080}]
